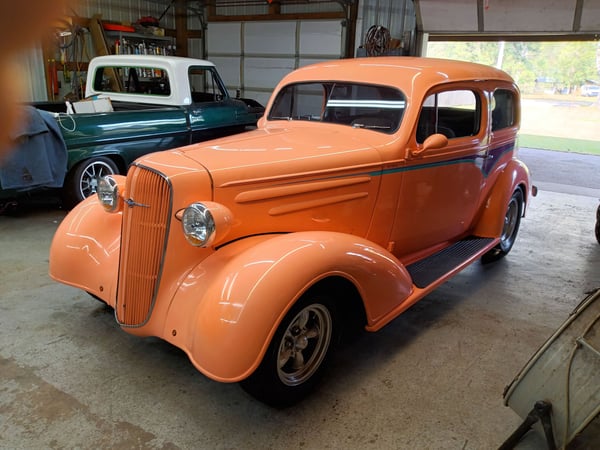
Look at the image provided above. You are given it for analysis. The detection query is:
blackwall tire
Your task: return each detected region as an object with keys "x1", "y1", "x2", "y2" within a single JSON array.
[
  {"x1": 240, "y1": 291, "x2": 338, "y2": 407},
  {"x1": 482, "y1": 189, "x2": 523, "y2": 264}
]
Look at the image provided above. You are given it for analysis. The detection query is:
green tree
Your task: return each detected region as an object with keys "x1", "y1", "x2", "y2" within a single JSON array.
[
  {"x1": 426, "y1": 41, "x2": 598, "y2": 94},
  {"x1": 539, "y1": 42, "x2": 597, "y2": 91}
]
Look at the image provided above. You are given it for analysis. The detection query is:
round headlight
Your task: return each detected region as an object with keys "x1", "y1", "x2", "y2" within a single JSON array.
[
  {"x1": 182, "y1": 203, "x2": 216, "y2": 247},
  {"x1": 97, "y1": 176, "x2": 120, "y2": 212}
]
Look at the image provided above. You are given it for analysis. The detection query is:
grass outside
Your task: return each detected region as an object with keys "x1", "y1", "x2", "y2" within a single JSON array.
[
  {"x1": 519, "y1": 134, "x2": 600, "y2": 156},
  {"x1": 520, "y1": 94, "x2": 600, "y2": 155}
]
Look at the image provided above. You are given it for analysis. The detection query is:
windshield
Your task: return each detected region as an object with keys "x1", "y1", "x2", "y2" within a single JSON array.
[{"x1": 268, "y1": 82, "x2": 406, "y2": 133}]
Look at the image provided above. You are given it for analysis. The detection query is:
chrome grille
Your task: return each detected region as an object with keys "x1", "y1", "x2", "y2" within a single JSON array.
[{"x1": 116, "y1": 165, "x2": 171, "y2": 327}]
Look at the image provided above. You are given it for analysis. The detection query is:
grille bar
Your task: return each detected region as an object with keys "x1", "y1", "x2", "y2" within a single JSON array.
[{"x1": 116, "y1": 165, "x2": 172, "y2": 327}]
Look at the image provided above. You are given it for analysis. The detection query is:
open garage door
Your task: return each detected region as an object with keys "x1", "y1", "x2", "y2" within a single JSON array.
[
  {"x1": 206, "y1": 20, "x2": 344, "y2": 106},
  {"x1": 415, "y1": 0, "x2": 600, "y2": 39}
]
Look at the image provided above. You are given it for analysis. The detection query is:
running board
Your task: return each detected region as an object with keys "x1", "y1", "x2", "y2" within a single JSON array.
[{"x1": 406, "y1": 237, "x2": 494, "y2": 289}]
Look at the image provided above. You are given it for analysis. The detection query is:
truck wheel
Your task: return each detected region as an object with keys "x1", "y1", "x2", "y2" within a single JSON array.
[
  {"x1": 62, "y1": 157, "x2": 119, "y2": 209},
  {"x1": 482, "y1": 189, "x2": 523, "y2": 263},
  {"x1": 240, "y1": 291, "x2": 339, "y2": 407}
]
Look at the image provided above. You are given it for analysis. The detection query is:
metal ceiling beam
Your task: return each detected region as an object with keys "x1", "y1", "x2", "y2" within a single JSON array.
[
  {"x1": 477, "y1": 0, "x2": 484, "y2": 32},
  {"x1": 573, "y1": 0, "x2": 584, "y2": 32}
]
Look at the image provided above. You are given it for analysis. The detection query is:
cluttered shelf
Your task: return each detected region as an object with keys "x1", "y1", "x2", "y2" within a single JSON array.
[
  {"x1": 103, "y1": 20, "x2": 175, "y2": 56},
  {"x1": 44, "y1": 16, "x2": 176, "y2": 101}
]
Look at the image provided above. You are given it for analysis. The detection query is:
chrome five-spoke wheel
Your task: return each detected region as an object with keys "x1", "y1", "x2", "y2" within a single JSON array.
[
  {"x1": 277, "y1": 304, "x2": 332, "y2": 387},
  {"x1": 240, "y1": 292, "x2": 338, "y2": 407}
]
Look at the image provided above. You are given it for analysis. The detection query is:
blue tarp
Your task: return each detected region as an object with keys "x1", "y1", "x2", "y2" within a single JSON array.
[{"x1": 0, "y1": 107, "x2": 67, "y2": 190}]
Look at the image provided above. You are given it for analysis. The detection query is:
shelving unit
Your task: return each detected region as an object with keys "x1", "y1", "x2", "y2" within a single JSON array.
[
  {"x1": 43, "y1": 15, "x2": 177, "y2": 101},
  {"x1": 105, "y1": 31, "x2": 175, "y2": 56}
]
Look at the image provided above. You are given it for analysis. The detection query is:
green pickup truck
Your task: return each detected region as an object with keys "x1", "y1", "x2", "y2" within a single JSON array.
[{"x1": 0, "y1": 55, "x2": 264, "y2": 209}]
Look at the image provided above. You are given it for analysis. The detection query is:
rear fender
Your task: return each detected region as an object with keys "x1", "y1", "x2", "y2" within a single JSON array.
[
  {"x1": 473, "y1": 159, "x2": 530, "y2": 238},
  {"x1": 48, "y1": 188, "x2": 123, "y2": 305},
  {"x1": 163, "y1": 231, "x2": 412, "y2": 382}
]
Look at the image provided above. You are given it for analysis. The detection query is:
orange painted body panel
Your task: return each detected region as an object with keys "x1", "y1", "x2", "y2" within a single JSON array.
[
  {"x1": 49, "y1": 57, "x2": 532, "y2": 382},
  {"x1": 159, "y1": 232, "x2": 412, "y2": 381},
  {"x1": 49, "y1": 182, "x2": 124, "y2": 304}
]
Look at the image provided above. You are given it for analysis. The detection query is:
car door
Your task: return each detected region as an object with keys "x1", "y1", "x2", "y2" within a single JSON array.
[
  {"x1": 187, "y1": 66, "x2": 247, "y2": 142},
  {"x1": 391, "y1": 86, "x2": 488, "y2": 259}
]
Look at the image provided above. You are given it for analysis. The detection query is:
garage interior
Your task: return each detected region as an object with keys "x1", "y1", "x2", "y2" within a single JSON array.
[{"x1": 1, "y1": 0, "x2": 599, "y2": 449}]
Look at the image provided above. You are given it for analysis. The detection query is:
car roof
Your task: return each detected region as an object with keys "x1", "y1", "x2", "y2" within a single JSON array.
[
  {"x1": 89, "y1": 54, "x2": 216, "y2": 70},
  {"x1": 277, "y1": 56, "x2": 515, "y2": 93}
]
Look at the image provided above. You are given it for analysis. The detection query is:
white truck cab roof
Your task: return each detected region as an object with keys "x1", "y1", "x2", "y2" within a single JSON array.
[{"x1": 85, "y1": 54, "x2": 219, "y2": 106}]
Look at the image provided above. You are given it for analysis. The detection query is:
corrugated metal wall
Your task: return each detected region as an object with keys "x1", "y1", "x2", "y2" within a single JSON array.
[
  {"x1": 22, "y1": 0, "x2": 420, "y2": 102},
  {"x1": 72, "y1": 0, "x2": 176, "y2": 28},
  {"x1": 212, "y1": 1, "x2": 344, "y2": 16},
  {"x1": 67, "y1": 0, "x2": 418, "y2": 60},
  {"x1": 207, "y1": 19, "x2": 344, "y2": 105}
]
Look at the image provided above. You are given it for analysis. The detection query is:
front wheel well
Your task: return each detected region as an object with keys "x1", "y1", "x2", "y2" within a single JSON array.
[
  {"x1": 67, "y1": 154, "x2": 127, "y2": 175},
  {"x1": 96, "y1": 154, "x2": 127, "y2": 174},
  {"x1": 305, "y1": 276, "x2": 367, "y2": 340},
  {"x1": 109, "y1": 155, "x2": 127, "y2": 174}
]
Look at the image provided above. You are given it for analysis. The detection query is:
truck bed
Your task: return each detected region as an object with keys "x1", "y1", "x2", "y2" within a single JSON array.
[{"x1": 32, "y1": 100, "x2": 176, "y2": 114}]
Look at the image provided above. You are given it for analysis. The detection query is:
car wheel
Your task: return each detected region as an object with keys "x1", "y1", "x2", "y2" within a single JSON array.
[
  {"x1": 62, "y1": 156, "x2": 119, "y2": 209},
  {"x1": 240, "y1": 290, "x2": 338, "y2": 407},
  {"x1": 482, "y1": 189, "x2": 523, "y2": 263},
  {"x1": 596, "y1": 206, "x2": 600, "y2": 244}
]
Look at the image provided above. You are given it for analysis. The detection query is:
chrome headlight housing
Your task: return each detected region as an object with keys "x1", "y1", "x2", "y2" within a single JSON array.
[
  {"x1": 97, "y1": 176, "x2": 121, "y2": 212},
  {"x1": 181, "y1": 202, "x2": 232, "y2": 247}
]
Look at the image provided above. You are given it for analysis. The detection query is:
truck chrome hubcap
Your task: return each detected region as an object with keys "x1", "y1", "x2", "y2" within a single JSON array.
[{"x1": 80, "y1": 161, "x2": 116, "y2": 198}]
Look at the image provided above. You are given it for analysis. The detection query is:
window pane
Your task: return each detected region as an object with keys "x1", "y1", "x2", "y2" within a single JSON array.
[
  {"x1": 189, "y1": 67, "x2": 226, "y2": 103},
  {"x1": 417, "y1": 90, "x2": 479, "y2": 143},
  {"x1": 492, "y1": 89, "x2": 516, "y2": 131},
  {"x1": 92, "y1": 66, "x2": 171, "y2": 96},
  {"x1": 268, "y1": 82, "x2": 406, "y2": 133}
]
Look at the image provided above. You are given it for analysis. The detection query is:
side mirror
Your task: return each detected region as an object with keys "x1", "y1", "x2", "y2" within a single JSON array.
[{"x1": 411, "y1": 133, "x2": 448, "y2": 157}]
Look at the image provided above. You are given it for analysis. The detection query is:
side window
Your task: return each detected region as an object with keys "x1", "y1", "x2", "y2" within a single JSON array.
[
  {"x1": 189, "y1": 67, "x2": 226, "y2": 103},
  {"x1": 417, "y1": 90, "x2": 480, "y2": 143},
  {"x1": 492, "y1": 89, "x2": 516, "y2": 131}
]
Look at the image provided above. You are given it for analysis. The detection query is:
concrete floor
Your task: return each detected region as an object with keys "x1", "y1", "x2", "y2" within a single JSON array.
[{"x1": 1, "y1": 149, "x2": 599, "y2": 449}]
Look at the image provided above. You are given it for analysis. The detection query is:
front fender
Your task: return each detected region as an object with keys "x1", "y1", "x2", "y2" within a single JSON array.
[
  {"x1": 48, "y1": 194, "x2": 122, "y2": 305},
  {"x1": 473, "y1": 158, "x2": 531, "y2": 238},
  {"x1": 163, "y1": 231, "x2": 412, "y2": 382}
]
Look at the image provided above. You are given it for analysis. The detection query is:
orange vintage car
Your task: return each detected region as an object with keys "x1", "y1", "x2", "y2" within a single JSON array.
[{"x1": 49, "y1": 56, "x2": 533, "y2": 406}]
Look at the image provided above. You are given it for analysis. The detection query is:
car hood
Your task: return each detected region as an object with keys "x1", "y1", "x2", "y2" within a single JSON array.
[{"x1": 175, "y1": 124, "x2": 385, "y2": 187}]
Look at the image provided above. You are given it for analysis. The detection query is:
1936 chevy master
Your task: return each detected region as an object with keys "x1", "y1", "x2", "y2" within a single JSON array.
[{"x1": 49, "y1": 57, "x2": 534, "y2": 406}]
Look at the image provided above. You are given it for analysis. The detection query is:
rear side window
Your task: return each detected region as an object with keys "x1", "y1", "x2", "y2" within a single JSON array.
[
  {"x1": 491, "y1": 89, "x2": 517, "y2": 131},
  {"x1": 417, "y1": 90, "x2": 480, "y2": 143},
  {"x1": 92, "y1": 65, "x2": 171, "y2": 96}
]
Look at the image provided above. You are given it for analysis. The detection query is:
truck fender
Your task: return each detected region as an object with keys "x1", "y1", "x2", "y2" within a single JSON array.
[
  {"x1": 48, "y1": 189, "x2": 123, "y2": 305},
  {"x1": 473, "y1": 159, "x2": 530, "y2": 238},
  {"x1": 162, "y1": 231, "x2": 413, "y2": 382}
]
